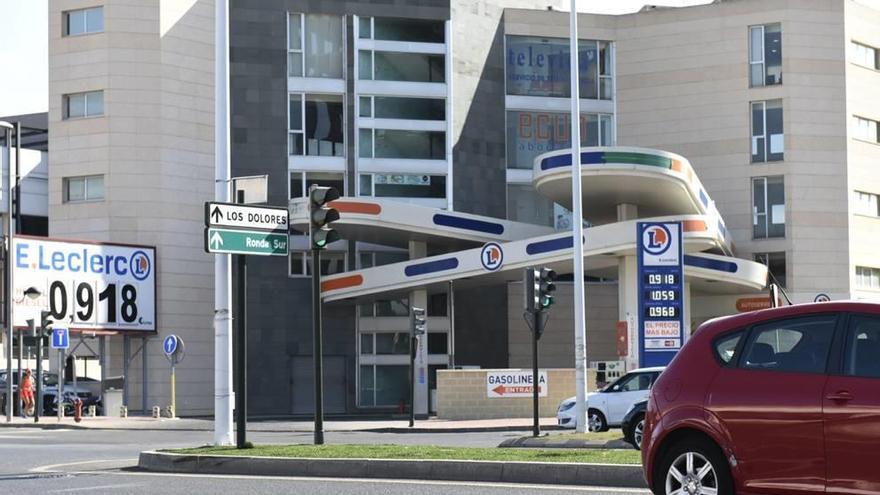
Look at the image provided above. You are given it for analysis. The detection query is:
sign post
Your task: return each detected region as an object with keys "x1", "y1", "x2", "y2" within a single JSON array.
[
  {"x1": 637, "y1": 222, "x2": 684, "y2": 367},
  {"x1": 50, "y1": 328, "x2": 69, "y2": 421},
  {"x1": 162, "y1": 334, "x2": 184, "y2": 418}
]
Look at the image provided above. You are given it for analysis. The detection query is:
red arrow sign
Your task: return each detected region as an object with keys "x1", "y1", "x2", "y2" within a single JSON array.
[{"x1": 492, "y1": 385, "x2": 542, "y2": 396}]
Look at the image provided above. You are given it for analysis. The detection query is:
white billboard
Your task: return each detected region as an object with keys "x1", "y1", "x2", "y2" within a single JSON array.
[{"x1": 12, "y1": 236, "x2": 156, "y2": 332}]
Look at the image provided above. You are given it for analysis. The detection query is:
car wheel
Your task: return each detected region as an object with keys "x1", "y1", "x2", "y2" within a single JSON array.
[
  {"x1": 657, "y1": 437, "x2": 733, "y2": 495},
  {"x1": 631, "y1": 414, "x2": 645, "y2": 451},
  {"x1": 588, "y1": 409, "x2": 608, "y2": 432}
]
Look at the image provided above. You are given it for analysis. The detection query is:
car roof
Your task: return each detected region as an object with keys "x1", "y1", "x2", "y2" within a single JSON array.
[
  {"x1": 630, "y1": 366, "x2": 665, "y2": 373},
  {"x1": 698, "y1": 300, "x2": 880, "y2": 335}
]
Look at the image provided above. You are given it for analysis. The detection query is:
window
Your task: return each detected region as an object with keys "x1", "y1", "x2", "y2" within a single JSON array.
[
  {"x1": 856, "y1": 266, "x2": 880, "y2": 290},
  {"x1": 63, "y1": 7, "x2": 103, "y2": 36},
  {"x1": 428, "y1": 333, "x2": 448, "y2": 355},
  {"x1": 852, "y1": 41, "x2": 879, "y2": 70},
  {"x1": 751, "y1": 100, "x2": 783, "y2": 162},
  {"x1": 853, "y1": 116, "x2": 879, "y2": 144},
  {"x1": 359, "y1": 364, "x2": 408, "y2": 407},
  {"x1": 359, "y1": 17, "x2": 445, "y2": 43},
  {"x1": 506, "y1": 183, "x2": 574, "y2": 231},
  {"x1": 741, "y1": 315, "x2": 837, "y2": 374},
  {"x1": 289, "y1": 171, "x2": 344, "y2": 199},
  {"x1": 359, "y1": 129, "x2": 445, "y2": 160},
  {"x1": 752, "y1": 176, "x2": 785, "y2": 238},
  {"x1": 360, "y1": 96, "x2": 445, "y2": 121},
  {"x1": 360, "y1": 51, "x2": 445, "y2": 82},
  {"x1": 843, "y1": 315, "x2": 880, "y2": 378},
  {"x1": 63, "y1": 91, "x2": 104, "y2": 119},
  {"x1": 754, "y1": 252, "x2": 786, "y2": 288},
  {"x1": 854, "y1": 191, "x2": 880, "y2": 217},
  {"x1": 287, "y1": 13, "x2": 344, "y2": 78},
  {"x1": 749, "y1": 23, "x2": 782, "y2": 86},
  {"x1": 427, "y1": 293, "x2": 448, "y2": 317},
  {"x1": 289, "y1": 250, "x2": 346, "y2": 277},
  {"x1": 611, "y1": 373, "x2": 653, "y2": 392},
  {"x1": 505, "y1": 36, "x2": 612, "y2": 100},
  {"x1": 506, "y1": 111, "x2": 612, "y2": 170},
  {"x1": 288, "y1": 94, "x2": 344, "y2": 156},
  {"x1": 63, "y1": 175, "x2": 104, "y2": 202},
  {"x1": 358, "y1": 174, "x2": 446, "y2": 199},
  {"x1": 714, "y1": 331, "x2": 743, "y2": 365}
]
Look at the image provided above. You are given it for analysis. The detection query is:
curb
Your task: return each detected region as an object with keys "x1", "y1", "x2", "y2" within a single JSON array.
[
  {"x1": 498, "y1": 436, "x2": 634, "y2": 450},
  {"x1": 138, "y1": 451, "x2": 647, "y2": 488}
]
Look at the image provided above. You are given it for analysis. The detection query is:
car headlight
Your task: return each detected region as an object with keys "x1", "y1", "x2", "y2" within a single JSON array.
[{"x1": 559, "y1": 401, "x2": 576, "y2": 412}]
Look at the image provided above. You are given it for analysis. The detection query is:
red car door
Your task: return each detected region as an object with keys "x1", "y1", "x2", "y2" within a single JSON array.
[
  {"x1": 706, "y1": 314, "x2": 838, "y2": 495},
  {"x1": 824, "y1": 313, "x2": 880, "y2": 495}
]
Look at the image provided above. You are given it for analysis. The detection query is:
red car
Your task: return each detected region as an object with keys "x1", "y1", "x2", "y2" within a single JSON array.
[{"x1": 642, "y1": 301, "x2": 880, "y2": 495}]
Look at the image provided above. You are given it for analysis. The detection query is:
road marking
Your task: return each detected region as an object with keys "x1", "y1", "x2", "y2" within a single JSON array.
[{"x1": 48, "y1": 483, "x2": 144, "y2": 493}]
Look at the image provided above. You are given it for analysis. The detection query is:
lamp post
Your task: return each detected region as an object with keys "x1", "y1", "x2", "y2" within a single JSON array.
[{"x1": 1, "y1": 120, "x2": 15, "y2": 423}]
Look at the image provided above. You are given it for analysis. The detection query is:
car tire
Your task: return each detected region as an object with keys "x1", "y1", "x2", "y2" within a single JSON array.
[
  {"x1": 655, "y1": 437, "x2": 733, "y2": 495},
  {"x1": 629, "y1": 414, "x2": 645, "y2": 451},
  {"x1": 588, "y1": 408, "x2": 608, "y2": 432}
]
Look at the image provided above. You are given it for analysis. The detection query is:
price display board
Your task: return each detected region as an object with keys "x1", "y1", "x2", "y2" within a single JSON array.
[
  {"x1": 13, "y1": 236, "x2": 156, "y2": 332},
  {"x1": 637, "y1": 222, "x2": 683, "y2": 367}
]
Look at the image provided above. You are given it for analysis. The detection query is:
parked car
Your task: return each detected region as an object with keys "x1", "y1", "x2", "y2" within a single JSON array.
[
  {"x1": 643, "y1": 301, "x2": 880, "y2": 495},
  {"x1": 557, "y1": 367, "x2": 664, "y2": 431},
  {"x1": 622, "y1": 399, "x2": 647, "y2": 450}
]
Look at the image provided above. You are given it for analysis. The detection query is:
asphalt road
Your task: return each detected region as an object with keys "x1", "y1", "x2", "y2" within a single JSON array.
[{"x1": 0, "y1": 426, "x2": 650, "y2": 495}]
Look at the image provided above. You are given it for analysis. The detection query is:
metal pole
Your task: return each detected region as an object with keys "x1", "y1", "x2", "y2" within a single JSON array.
[
  {"x1": 13, "y1": 122, "x2": 20, "y2": 235},
  {"x1": 4, "y1": 122, "x2": 14, "y2": 423},
  {"x1": 447, "y1": 281, "x2": 455, "y2": 369},
  {"x1": 532, "y1": 311, "x2": 540, "y2": 437},
  {"x1": 214, "y1": 0, "x2": 234, "y2": 447},
  {"x1": 17, "y1": 331, "x2": 22, "y2": 416},
  {"x1": 35, "y1": 321, "x2": 41, "y2": 422},
  {"x1": 312, "y1": 249, "x2": 324, "y2": 445},
  {"x1": 141, "y1": 337, "x2": 147, "y2": 415},
  {"x1": 171, "y1": 363, "x2": 176, "y2": 418},
  {"x1": 409, "y1": 327, "x2": 415, "y2": 428},
  {"x1": 58, "y1": 348, "x2": 64, "y2": 421},
  {"x1": 99, "y1": 336, "x2": 105, "y2": 416},
  {"x1": 122, "y1": 335, "x2": 130, "y2": 407},
  {"x1": 235, "y1": 254, "x2": 247, "y2": 448},
  {"x1": 568, "y1": 0, "x2": 589, "y2": 433}
]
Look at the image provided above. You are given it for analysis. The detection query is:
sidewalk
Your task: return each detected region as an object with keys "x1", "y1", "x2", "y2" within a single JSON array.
[{"x1": 0, "y1": 415, "x2": 565, "y2": 433}]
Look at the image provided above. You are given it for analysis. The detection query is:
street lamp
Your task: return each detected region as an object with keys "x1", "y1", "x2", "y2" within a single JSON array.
[{"x1": 2, "y1": 120, "x2": 15, "y2": 423}]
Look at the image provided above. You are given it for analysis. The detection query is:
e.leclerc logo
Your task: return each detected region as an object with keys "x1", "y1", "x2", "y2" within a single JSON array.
[
  {"x1": 15, "y1": 241, "x2": 151, "y2": 280},
  {"x1": 642, "y1": 225, "x2": 672, "y2": 256},
  {"x1": 480, "y1": 242, "x2": 504, "y2": 271},
  {"x1": 130, "y1": 250, "x2": 151, "y2": 281}
]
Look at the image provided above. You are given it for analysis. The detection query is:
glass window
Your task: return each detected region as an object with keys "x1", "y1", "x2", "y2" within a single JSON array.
[
  {"x1": 843, "y1": 315, "x2": 880, "y2": 378},
  {"x1": 359, "y1": 50, "x2": 373, "y2": 80},
  {"x1": 304, "y1": 14, "x2": 343, "y2": 78},
  {"x1": 305, "y1": 251, "x2": 346, "y2": 276},
  {"x1": 427, "y1": 293, "x2": 448, "y2": 316},
  {"x1": 854, "y1": 191, "x2": 879, "y2": 216},
  {"x1": 373, "y1": 97, "x2": 445, "y2": 121},
  {"x1": 374, "y1": 365, "x2": 409, "y2": 406},
  {"x1": 376, "y1": 298, "x2": 410, "y2": 317},
  {"x1": 65, "y1": 177, "x2": 85, "y2": 202},
  {"x1": 505, "y1": 36, "x2": 609, "y2": 99},
  {"x1": 64, "y1": 175, "x2": 104, "y2": 202},
  {"x1": 751, "y1": 100, "x2": 783, "y2": 162},
  {"x1": 853, "y1": 116, "x2": 879, "y2": 144},
  {"x1": 359, "y1": 365, "x2": 375, "y2": 406},
  {"x1": 742, "y1": 315, "x2": 837, "y2": 373},
  {"x1": 856, "y1": 266, "x2": 880, "y2": 290},
  {"x1": 64, "y1": 91, "x2": 104, "y2": 119},
  {"x1": 613, "y1": 373, "x2": 653, "y2": 392},
  {"x1": 288, "y1": 13, "x2": 304, "y2": 76},
  {"x1": 358, "y1": 16, "x2": 371, "y2": 39},
  {"x1": 375, "y1": 333, "x2": 410, "y2": 354},
  {"x1": 507, "y1": 183, "x2": 554, "y2": 228},
  {"x1": 359, "y1": 172, "x2": 373, "y2": 195},
  {"x1": 752, "y1": 176, "x2": 785, "y2": 239},
  {"x1": 505, "y1": 111, "x2": 606, "y2": 170},
  {"x1": 305, "y1": 94, "x2": 344, "y2": 156},
  {"x1": 714, "y1": 331, "x2": 743, "y2": 365},
  {"x1": 64, "y1": 7, "x2": 103, "y2": 36},
  {"x1": 852, "y1": 41, "x2": 878, "y2": 70},
  {"x1": 359, "y1": 128, "x2": 373, "y2": 158},
  {"x1": 370, "y1": 129, "x2": 445, "y2": 159},
  {"x1": 754, "y1": 252, "x2": 786, "y2": 288},
  {"x1": 289, "y1": 173, "x2": 304, "y2": 199},
  {"x1": 599, "y1": 41, "x2": 613, "y2": 100},
  {"x1": 375, "y1": 251, "x2": 408, "y2": 266},
  {"x1": 749, "y1": 23, "x2": 782, "y2": 87},
  {"x1": 359, "y1": 96, "x2": 372, "y2": 118},
  {"x1": 373, "y1": 17, "x2": 444, "y2": 43},
  {"x1": 360, "y1": 334, "x2": 374, "y2": 354},
  {"x1": 428, "y1": 333, "x2": 448, "y2": 355},
  {"x1": 305, "y1": 172, "x2": 344, "y2": 196},
  {"x1": 362, "y1": 174, "x2": 446, "y2": 198},
  {"x1": 289, "y1": 252, "x2": 305, "y2": 276},
  {"x1": 373, "y1": 52, "x2": 445, "y2": 83}
]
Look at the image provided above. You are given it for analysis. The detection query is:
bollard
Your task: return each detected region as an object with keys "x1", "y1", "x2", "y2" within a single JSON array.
[
  {"x1": 120, "y1": 405, "x2": 128, "y2": 418},
  {"x1": 165, "y1": 405, "x2": 175, "y2": 418},
  {"x1": 152, "y1": 406, "x2": 161, "y2": 419},
  {"x1": 88, "y1": 405, "x2": 97, "y2": 417}
]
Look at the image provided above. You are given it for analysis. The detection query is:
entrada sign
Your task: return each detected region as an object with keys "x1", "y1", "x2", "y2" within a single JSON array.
[{"x1": 486, "y1": 370, "x2": 547, "y2": 398}]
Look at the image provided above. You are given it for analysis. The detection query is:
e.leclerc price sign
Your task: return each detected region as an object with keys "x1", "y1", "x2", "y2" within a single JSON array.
[
  {"x1": 12, "y1": 236, "x2": 156, "y2": 332},
  {"x1": 637, "y1": 222, "x2": 684, "y2": 367}
]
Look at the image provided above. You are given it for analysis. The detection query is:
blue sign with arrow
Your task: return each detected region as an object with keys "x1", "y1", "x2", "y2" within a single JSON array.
[
  {"x1": 51, "y1": 328, "x2": 69, "y2": 349},
  {"x1": 163, "y1": 334, "x2": 179, "y2": 356}
]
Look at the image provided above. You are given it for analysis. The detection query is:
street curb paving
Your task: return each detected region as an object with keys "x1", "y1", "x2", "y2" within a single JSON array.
[{"x1": 137, "y1": 451, "x2": 648, "y2": 488}]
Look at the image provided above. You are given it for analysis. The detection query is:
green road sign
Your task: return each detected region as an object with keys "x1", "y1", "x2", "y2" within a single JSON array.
[{"x1": 204, "y1": 227, "x2": 288, "y2": 256}]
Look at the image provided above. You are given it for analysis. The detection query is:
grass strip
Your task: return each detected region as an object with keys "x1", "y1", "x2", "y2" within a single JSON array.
[{"x1": 168, "y1": 444, "x2": 641, "y2": 465}]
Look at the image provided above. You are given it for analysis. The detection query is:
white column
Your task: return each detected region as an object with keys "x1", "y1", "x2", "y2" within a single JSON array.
[
  {"x1": 683, "y1": 282, "x2": 692, "y2": 342},
  {"x1": 618, "y1": 255, "x2": 639, "y2": 372},
  {"x1": 409, "y1": 241, "x2": 429, "y2": 416}
]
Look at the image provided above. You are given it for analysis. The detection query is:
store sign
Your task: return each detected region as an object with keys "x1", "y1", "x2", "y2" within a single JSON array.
[
  {"x1": 637, "y1": 222, "x2": 684, "y2": 367},
  {"x1": 486, "y1": 370, "x2": 547, "y2": 398},
  {"x1": 506, "y1": 111, "x2": 598, "y2": 170},
  {"x1": 505, "y1": 36, "x2": 598, "y2": 98},
  {"x1": 13, "y1": 236, "x2": 157, "y2": 332}
]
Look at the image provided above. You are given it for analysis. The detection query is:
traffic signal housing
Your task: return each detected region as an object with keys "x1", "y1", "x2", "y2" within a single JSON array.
[
  {"x1": 40, "y1": 310, "x2": 54, "y2": 334},
  {"x1": 309, "y1": 185, "x2": 340, "y2": 250},
  {"x1": 411, "y1": 306, "x2": 426, "y2": 336},
  {"x1": 538, "y1": 268, "x2": 557, "y2": 310},
  {"x1": 523, "y1": 267, "x2": 557, "y2": 312}
]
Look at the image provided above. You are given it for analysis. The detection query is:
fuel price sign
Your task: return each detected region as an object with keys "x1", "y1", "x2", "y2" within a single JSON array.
[{"x1": 637, "y1": 222, "x2": 684, "y2": 367}]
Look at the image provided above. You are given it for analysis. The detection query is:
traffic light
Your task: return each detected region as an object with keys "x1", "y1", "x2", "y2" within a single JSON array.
[
  {"x1": 538, "y1": 268, "x2": 557, "y2": 310},
  {"x1": 524, "y1": 268, "x2": 541, "y2": 312},
  {"x1": 40, "y1": 310, "x2": 53, "y2": 334},
  {"x1": 410, "y1": 307, "x2": 427, "y2": 336},
  {"x1": 308, "y1": 185, "x2": 340, "y2": 250}
]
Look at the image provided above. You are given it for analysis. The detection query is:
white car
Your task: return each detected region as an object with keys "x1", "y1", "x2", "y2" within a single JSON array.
[{"x1": 557, "y1": 366, "x2": 665, "y2": 431}]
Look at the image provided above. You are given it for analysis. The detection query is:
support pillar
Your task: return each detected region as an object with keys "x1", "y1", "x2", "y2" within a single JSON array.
[
  {"x1": 408, "y1": 240, "x2": 429, "y2": 417},
  {"x1": 616, "y1": 203, "x2": 640, "y2": 371}
]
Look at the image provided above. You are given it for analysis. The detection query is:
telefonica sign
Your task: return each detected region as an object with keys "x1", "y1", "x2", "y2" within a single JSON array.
[{"x1": 505, "y1": 36, "x2": 598, "y2": 98}]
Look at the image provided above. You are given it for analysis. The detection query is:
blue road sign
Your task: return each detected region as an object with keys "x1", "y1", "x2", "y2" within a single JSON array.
[
  {"x1": 51, "y1": 328, "x2": 69, "y2": 349},
  {"x1": 163, "y1": 335, "x2": 179, "y2": 356},
  {"x1": 637, "y1": 222, "x2": 684, "y2": 368}
]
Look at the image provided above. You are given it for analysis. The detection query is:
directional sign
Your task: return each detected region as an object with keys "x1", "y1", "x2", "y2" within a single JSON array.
[
  {"x1": 486, "y1": 370, "x2": 547, "y2": 398},
  {"x1": 51, "y1": 328, "x2": 69, "y2": 349},
  {"x1": 163, "y1": 335, "x2": 179, "y2": 356},
  {"x1": 205, "y1": 202, "x2": 288, "y2": 232},
  {"x1": 204, "y1": 227, "x2": 288, "y2": 256}
]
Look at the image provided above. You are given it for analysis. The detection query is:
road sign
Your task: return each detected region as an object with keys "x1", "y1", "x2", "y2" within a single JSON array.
[
  {"x1": 814, "y1": 293, "x2": 831, "y2": 303},
  {"x1": 163, "y1": 335, "x2": 179, "y2": 356},
  {"x1": 204, "y1": 227, "x2": 288, "y2": 256},
  {"x1": 486, "y1": 370, "x2": 547, "y2": 398},
  {"x1": 205, "y1": 202, "x2": 287, "y2": 232},
  {"x1": 51, "y1": 328, "x2": 69, "y2": 349},
  {"x1": 637, "y1": 222, "x2": 684, "y2": 367}
]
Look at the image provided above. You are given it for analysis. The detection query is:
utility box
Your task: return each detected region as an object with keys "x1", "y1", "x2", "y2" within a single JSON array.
[{"x1": 103, "y1": 389, "x2": 122, "y2": 417}]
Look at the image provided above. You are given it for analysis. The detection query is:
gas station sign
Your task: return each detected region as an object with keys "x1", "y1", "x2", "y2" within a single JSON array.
[{"x1": 637, "y1": 222, "x2": 684, "y2": 367}]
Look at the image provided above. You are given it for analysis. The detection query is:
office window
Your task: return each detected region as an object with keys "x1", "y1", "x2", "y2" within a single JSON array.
[
  {"x1": 359, "y1": 364, "x2": 408, "y2": 407},
  {"x1": 64, "y1": 6, "x2": 103, "y2": 36},
  {"x1": 287, "y1": 13, "x2": 343, "y2": 78},
  {"x1": 428, "y1": 333, "x2": 448, "y2": 355},
  {"x1": 753, "y1": 176, "x2": 785, "y2": 238},
  {"x1": 360, "y1": 96, "x2": 445, "y2": 121},
  {"x1": 853, "y1": 116, "x2": 879, "y2": 144},
  {"x1": 751, "y1": 100, "x2": 783, "y2": 162},
  {"x1": 289, "y1": 250, "x2": 346, "y2": 277},
  {"x1": 288, "y1": 94, "x2": 344, "y2": 156},
  {"x1": 854, "y1": 191, "x2": 880, "y2": 217},
  {"x1": 852, "y1": 41, "x2": 879, "y2": 70},
  {"x1": 289, "y1": 171, "x2": 345, "y2": 199},
  {"x1": 63, "y1": 91, "x2": 104, "y2": 119},
  {"x1": 64, "y1": 175, "x2": 105, "y2": 202},
  {"x1": 506, "y1": 111, "x2": 611, "y2": 170},
  {"x1": 754, "y1": 252, "x2": 786, "y2": 288},
  {"x1": 365, "y1": 52, "x2": 444, "y2": 83},
  {"x1": 749, "y1": 23, "x2": 782, "y2": 86},
  {"x1": 359, "y1": 129, "x2": 445, "y2": 159},
  {"x1": 358, "y1": 17, "x2": 444, "y2": 43},
  {"x1": 505, "y1": 36, "x2": 612, "y2": 100},
  {"x1": 856, "y1": 266, "x2": 880, "y2": 290},
  {"x1": 358, "y1": 174, "x2": 446, "y2": 199}
]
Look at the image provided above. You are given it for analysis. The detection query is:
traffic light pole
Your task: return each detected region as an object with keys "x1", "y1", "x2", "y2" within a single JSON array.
[
  {"x1": 409, "y1": 332, "x2": 416, "y2": 428},
  {"x1": 312, "y1": 248, "x2": 324, "y2": 445},
  {"x1": 235, "y1": 254, "x2": 247, "y2": 448},
  {"x1": 532, "y1": 310, "x2": 540, "y2": 437},
  {"x1": 34, "y1": 320, "x2": 41, "y2": 422}
]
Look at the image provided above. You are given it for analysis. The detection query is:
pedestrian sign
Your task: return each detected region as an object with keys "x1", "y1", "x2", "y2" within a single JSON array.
[
  {"x1": 163, "y1": 335, "x2": 179, "y2": 356},
  {"x1": 51, "y1": 328, "x2": 69, "y2": 349}
]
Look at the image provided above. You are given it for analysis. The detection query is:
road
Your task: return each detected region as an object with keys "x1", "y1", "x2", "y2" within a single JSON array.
[{"x1": 0, "y1": 426, "x2": 650, "y2": 495}]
